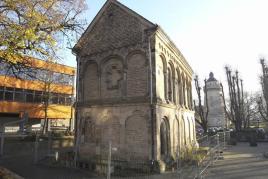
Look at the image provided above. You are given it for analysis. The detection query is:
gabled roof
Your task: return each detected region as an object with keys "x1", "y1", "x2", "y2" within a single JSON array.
[{"x1": 72, "y1": 0, "x2": 155, "y2": 54}]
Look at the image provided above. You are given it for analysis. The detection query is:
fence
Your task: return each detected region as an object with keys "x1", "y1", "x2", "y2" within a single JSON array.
[
  {"x1": 0, "y1": 131, "x2": 74, "y2": 168},
  {"x1": 55, "y1": 131, "x2": 229, "y2": 179},
  {"x1": 194, "y1": 131, "x2": 230, "y2": 179},
  {"x1": 0, "y1": 129, "x2": 231, "y2": 178}
]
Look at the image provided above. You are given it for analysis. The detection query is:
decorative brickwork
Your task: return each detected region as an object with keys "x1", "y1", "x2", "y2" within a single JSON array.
[{"x1": 73, "y1": 0, "x2": 196, "y2": 171}]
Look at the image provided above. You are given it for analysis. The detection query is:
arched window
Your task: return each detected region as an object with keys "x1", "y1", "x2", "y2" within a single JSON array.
[
  {"x1": 190, "y1": 86, "x2": 193, "y2": 109},
  {"x1": 100, "y1": 57, "x2": 123, "y2": 98},
  {"x1": 167, "y1": 68, "x2": 172, "y2": 101},
  {"x1": 177, "y1": 70, "x2": 183, "y2": 105},
  {"x1": 182, "y1": 76, "x2": 186, "y2": 106},
  {"x1": 160, "y1": 117, "x2": 170, "y2": 157},
  {"x1": 167, "y1": 62, "x2": 175, "y2": 103},
  {"x1": 127, "y1": 52, "x2": 147, "y2": 97},
  {"x1": 183, "y1": 117, "x2": 187, "y2": 145},
  {"x1": 173, "y1": 118, "x2": 180, "y2": 155},
  {"x1": 188, "y1": 117, "x2": 192, "y2": 143},
  {"x1": 192, "y1": 117, "x2": 196, "y2": 140},
  {"x1": 158, "y1": 55, "x2": 167, "y2": 100},
  {"x1": 83, "y1": 62, "x2": 99, "y2": 100},
  {"x1": 187, "y1": 81, "x2": 191, "y2": 109}
]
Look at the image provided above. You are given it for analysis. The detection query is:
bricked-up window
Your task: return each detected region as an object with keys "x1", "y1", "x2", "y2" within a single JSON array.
[{"x1": 4, "y1": 87, "x2": 14, "y2": 101}]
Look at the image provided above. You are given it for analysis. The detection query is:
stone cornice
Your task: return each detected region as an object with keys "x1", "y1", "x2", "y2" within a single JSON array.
[
  {"x1": 155, "y1": 27, "x2": 193, "y2": 77},
  {"x1": 76, "y1": 96, "x2": 150, "y2": 107}
]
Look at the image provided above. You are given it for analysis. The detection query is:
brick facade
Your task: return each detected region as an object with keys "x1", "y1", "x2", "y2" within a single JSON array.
[{"x1": 73, "y1": 0, "x2": 196, "y2": 171}]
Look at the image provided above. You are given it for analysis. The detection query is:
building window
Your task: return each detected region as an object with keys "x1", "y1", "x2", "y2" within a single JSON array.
[
  {"x1": 160, "y1": 118, "x2": 170, "y2": 158},
  {"x1": 0, "y1": 84, "x2": 73, "y2": 106},
  {"x1": 4, "y1": 87, "x2": 14, "y2": 101},
  {"x1": 65, "y1": 95, "x2": 72, "y2": 105},
  {"x1": 51, "y1": 93, "x2": 59, "y2": 104},
  {"x1": 14, "y1": 88, "x2": 24, "y2": 102},
  {"x1": 25, "y1": 90, "x2": 34, "y2": 102},
  {"x1": 0, "y1": 87, "x2": 4, "y2": 100},
  {"x1": 58, "y1": 94, "x2": 66, "y2": 105},
  {"x1": 34, "y1": 91, "x2": 43, "y2": 103},
  {"x1": 167, "y1": 68, "x2": 172, "y2": 101}
]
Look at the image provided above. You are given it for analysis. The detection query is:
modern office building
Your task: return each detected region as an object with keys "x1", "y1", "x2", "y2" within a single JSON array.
[{"x1": 0, "y1": 57, "x2": 75, "y2": 132}]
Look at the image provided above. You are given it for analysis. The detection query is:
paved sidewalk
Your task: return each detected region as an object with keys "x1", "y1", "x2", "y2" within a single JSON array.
[{"x1": 204, "y1": 142, "x2": 268, "y2": 179}]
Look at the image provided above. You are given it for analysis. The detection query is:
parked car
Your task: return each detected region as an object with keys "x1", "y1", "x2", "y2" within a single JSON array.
[
  {"x1": 196, "y1": 127, "x2": 204, "y2": 137},
  {"x1": 256, "y1": 128, "x2": 266, "y2": 139},
  {"x1": 208, "y1": 127, "x2": 217, "y2": 136}
]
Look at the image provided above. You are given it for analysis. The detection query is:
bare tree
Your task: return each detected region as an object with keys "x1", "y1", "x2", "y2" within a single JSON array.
[
  {"x1": 258, "y1": 59, "x2": 268, "y2": 120},
  {"x1": 224, "y1": 66, "x2": 245, "y2": 131},
  {"x1": 243, "y1": 92, "x2": 260, "y2": 129},
  {"x1": 194, "y1": 75, "x2": 209, "y2": 133},
  {"x1": 220, "y1": 83, "x2": 231, "y2": 129},
  {"x1": 33, "y1": 61, "x2": 73, "y2": 135}
]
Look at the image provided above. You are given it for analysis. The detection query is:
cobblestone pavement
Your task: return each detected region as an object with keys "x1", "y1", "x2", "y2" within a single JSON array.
[{"x1": 204, "y1": 142, "x2": 268, "y2": 179}]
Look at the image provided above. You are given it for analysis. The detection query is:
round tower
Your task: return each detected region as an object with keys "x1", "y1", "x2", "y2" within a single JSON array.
[{"x1": 205, "y1": 72, "x2": 226, "y2": 129}]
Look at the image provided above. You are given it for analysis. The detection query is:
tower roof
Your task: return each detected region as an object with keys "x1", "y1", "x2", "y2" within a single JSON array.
[{"x1": 207, "y1": 72, "x2": 217, "y2": 82}]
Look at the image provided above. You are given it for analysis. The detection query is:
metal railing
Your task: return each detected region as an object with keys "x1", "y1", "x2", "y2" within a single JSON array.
[
  {"x1": 55, "y1": 131, "x2": 231, "y2": 179},
  {"x1": 194, "y1": 131, "x2": 230, "y2": 179}
]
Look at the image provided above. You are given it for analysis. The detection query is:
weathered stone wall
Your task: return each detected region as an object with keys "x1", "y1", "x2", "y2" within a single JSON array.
[
  {"x1": 79, "y1": 3, "x2": 150, "y2": 57},
  {"x1": 78, "y1": 104, "x2": 151, "y2": 161},
  {"x1": 155, "y1": 105, "x2": 195, "y2": 161},
  {"x1": 80, "y1": 48, "x2": 149, "y2": 102},
  {"x1": 74, "y1": 0, "x2": 196, "y2": 169},
  {"x1": 154, "y1": 32, "x2": 193, "y2": 109}
]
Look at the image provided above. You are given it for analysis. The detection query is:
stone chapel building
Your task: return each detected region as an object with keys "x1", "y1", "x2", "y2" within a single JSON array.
[{"x1": 72, "y1": 0, "x2": 196, "y2": 170}]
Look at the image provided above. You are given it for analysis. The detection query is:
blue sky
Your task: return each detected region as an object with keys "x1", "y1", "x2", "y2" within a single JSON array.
[{"x1": 63, "y1": 0, "x2": 268, "y2": 93}]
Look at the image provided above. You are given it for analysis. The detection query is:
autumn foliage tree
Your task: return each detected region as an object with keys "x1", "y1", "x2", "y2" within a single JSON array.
[{"x1": 0, "y1": 0, "x2": 86, "y2": 74}]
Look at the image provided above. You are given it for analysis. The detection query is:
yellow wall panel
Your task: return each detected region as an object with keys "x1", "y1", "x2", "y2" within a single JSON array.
[
  {"x1": 0, "y1": 76, "x2": 74, "y2": 94},
  {"x1": 0, "y1": 101, "x2": 73, "y2": 119}
]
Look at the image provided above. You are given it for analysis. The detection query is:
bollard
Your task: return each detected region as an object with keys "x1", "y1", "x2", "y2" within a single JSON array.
[
  {"x1": 216, "y1": 134, "x2": 220, "y2": 159},
  {"x1": 55, "y1": 151, "x2": 59, "y2": 161},
  {"x1": 223, "y1": 132, "x2": 226, "y2": 150},
  {"x1": 107, "y1": 141, "x2": 111, "y2": 179},
  {"x1": 47, "y1": 131, "x2": 52, "y2": 155},
  {"x1": 34, "y1": 133, "x2": 39, "y2": 164},
  {"x1": 0, "y1": 132, "x2": 4, "y2": 157}
]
